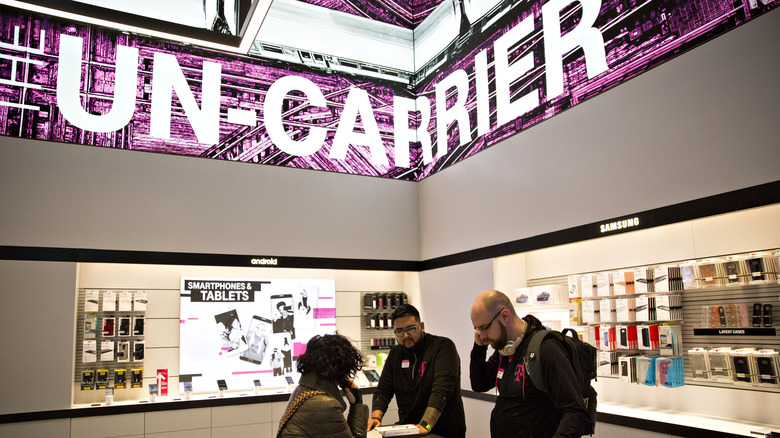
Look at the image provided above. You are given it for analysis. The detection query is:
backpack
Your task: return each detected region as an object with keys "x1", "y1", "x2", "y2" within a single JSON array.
[{"x1": 523, "y1": 327, "x2": 598, "y2": 435}]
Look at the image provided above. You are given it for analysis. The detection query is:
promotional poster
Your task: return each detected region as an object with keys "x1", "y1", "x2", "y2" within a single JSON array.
[{"x1": 179, "y1": 277, "x2": 336, "y2": 391}]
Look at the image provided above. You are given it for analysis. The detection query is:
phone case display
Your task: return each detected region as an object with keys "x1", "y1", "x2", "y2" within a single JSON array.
[
  {"x1": 131, "y1": 368, "x2": 143, "y2": 388},
  {"x1": 569, "y1": 300, "x2": 582, "y2": 325},
  {"x1": 597, "y1": 273, "x2": 613, "y2": 297},
  {"x1": 708, "y1": 348, "x2": 734, "y2": 383},
  {"x1": 619, "y1": 355, "x2": 638, "y2": 383},
  {"x1": 697, "y1": 259, "x2": 724, "y2": 287},
  {"x1": 658, "y1": 324, "x2": 682, "y2": 356},
  {"x1": 96, "y1": 370, "x2": 109, "y2": 390},
  {"x1": 600, "y1": 326, "x2": 617, "y2": 351},
  {"x1": 568, "y1": 275, "x2": 582, "y2": 300},
  {"x1": 580, "y1": 274, "x2": 596, "y2": 298},
  {"x1": 114, "y1": 369, "x2": 127, "y2": 389},
  {"x1": 636, "y1": 356, "x2": 658, "y2": 386},
  {"x1": 633, "y1": 268, "x2": 652, "y2": 294},
  {"x1": 84, "y1": 315, "x2": 98, "y2": 339},
  {"x1": 688, "y1": 348, "x2": 711, "y2": 380},
  {"x1": 615, "y1": 298, "x2": 636, "y2": 322},
  {"x1": 102, "y1": 291, "x2": 117, "y2": 312},
  {"x1": 599, "y1": 299, "x2": 616, "y2": 323},
  {"x1": 134, "y1": 291, "x2": 147, "y2": 311},
  {"x1": 362, "y1": 292, "x2": 407, "y2": 352},
  {"x1": 81, "y1": 370, "x2": 95, "y2": 390},
  {"x1": 132, "y1": 341, "x2": 145, "y2": 362},
  {"x1": 617, "y1": 325, "x2": 638, "y2": 349},
  {"x1": 638, "y1": 324, "x2": 660, "y2": 350},
  {"x1": 75, "y1": 289, "x2": 146, "y2": 393},
  {"x1": 655, "y1": 294, "x2": 682, "y2": 321},
  {"x1": 635, "y1": 295, "x2": 654, "y2": 321},
  {"x1": 679, "y1": 262, "x2": 700, "y2": 290},
  {"x1": 744, "y1": 253, "x2": 779, "y2": 284},
  {"x1": 612, "y1": 271, "x2": 635, "y2": 295},
  {"x1": 720, "y1": 256, "x2": 746, "y2": 286},
  {"x1": 582, "y1": 300, "x2": 599, "y2": 324},
  {"x1": 598, "y1": 351, "x2": 619, "y2": 377},
  {"x1": 102, "y1": 317, "x2": 115, "y2": 337},
  {"x1": 729, "y1": 349, "x2": 757, "y2": 384},
  {"x1": 754, "y1": 350, "x2": 780, "y2": 387},
  {"x1": 657, "y1": 356, "x2": 685, "y2": 388},
  {"x1": 85, "y1": 290, "x2": 100, "y2": 312}
]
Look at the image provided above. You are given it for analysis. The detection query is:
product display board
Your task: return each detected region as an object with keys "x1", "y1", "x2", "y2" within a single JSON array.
[
  {"x1": 360, "y1": 291, "x2": 407, "y2": 357},
  {"x1": 179, "y1": 278, "x2": 336, "y2": 392},
  {"x1": 74, "y1": 289, "x2": 146, "y2": 392},
  {"x1": 556, "y1": 250, "x2": 780, "y2": 393}
]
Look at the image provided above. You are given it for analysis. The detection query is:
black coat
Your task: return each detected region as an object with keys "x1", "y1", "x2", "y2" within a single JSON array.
[
  {"x1": 372, "y1": 332, "x2": 466, "y2": 438},
  {"x1": 470, "y1": 315, "x2": 591, "y2": 438},
  {"x1": 279, "y1": 373, "x2": 368, "y2": 438}
]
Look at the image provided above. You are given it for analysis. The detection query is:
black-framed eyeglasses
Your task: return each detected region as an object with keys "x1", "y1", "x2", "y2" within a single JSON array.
[
  {"x1": 394, "y1": 324, "x2": 419, "y2": 337},
  {"x1": 474, "y1": 309, "x2": 505, "y2": 333}
]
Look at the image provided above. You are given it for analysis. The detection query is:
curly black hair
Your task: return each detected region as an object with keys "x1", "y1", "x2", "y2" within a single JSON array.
[{"x1": 296, "y1": 334, "x2": 366, "y2": 387}]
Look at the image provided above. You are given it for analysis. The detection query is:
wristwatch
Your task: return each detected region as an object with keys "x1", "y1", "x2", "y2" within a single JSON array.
[{"x1": 419, "y1": 420, "x2": 432, "y2": 432}]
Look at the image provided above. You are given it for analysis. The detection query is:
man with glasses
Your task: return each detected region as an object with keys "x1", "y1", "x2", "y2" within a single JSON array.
[
  {"x1": 470, "y1": 290, "x2": 590, "y2": 438},
  {"x1": 368, "y1": 304, "x2": 466, "y2": 437}
]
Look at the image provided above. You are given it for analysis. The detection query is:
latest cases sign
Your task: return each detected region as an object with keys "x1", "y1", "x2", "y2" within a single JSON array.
[{"x1": 0, "y1": 0, "x2": 776, "y2": 180}]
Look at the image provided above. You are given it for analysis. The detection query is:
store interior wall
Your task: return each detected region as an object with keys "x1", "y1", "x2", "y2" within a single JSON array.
[
  {"x1": 0, "y1": 6, "x2": 779, "y2": 431},
  {"x1": 417, "y1": 8, "x2": 780, "y2": 260},
  {"x1": 0, "y1": 139, "x2": 420, "y2": 261}
]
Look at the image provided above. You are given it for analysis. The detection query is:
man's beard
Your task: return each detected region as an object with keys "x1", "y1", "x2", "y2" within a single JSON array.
[{"x1": 492, "y1": 321, "x2": 509, "y2": 350}]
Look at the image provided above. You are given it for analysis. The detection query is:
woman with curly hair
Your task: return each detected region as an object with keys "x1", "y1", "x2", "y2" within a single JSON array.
[{"x1": 277, "y1": 334, "x2": 368, "y2": 438}]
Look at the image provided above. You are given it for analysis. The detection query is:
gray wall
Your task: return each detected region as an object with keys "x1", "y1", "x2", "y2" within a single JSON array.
[
  {"x1": 0, "y1": 140, "x2": 420, "y2": 261},
  {"x1": 418, "y1": 8, "x2": 780, "y2": 259}
]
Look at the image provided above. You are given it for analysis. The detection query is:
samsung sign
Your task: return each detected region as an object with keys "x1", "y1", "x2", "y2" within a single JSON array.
[{"x1": 600, "y1": 217, "x2": 641, "y2": 234}]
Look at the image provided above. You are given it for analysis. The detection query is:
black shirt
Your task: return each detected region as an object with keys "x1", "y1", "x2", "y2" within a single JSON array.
[
  {"x1": 372, "y1": 332, "x2": 467, "y2": 438},
  {"x1": 470, "y1": 315, "x2": 590, "y2": 438}
]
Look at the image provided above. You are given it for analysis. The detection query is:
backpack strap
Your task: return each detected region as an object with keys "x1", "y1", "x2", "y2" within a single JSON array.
[
  {"x1": 276, "y1": 390, "x2": 326, "y2": 437},
  {"x1": 523, "y1": 328, "x2": 552, "y2": 392}
]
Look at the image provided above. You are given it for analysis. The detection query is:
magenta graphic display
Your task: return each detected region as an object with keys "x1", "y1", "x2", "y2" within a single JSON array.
[{"x1": 0, "y1": 0, "x2": 776, "y2": 180}]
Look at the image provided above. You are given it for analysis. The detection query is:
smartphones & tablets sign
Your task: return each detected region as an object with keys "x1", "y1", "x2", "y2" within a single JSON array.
[
  {"x1": 0, "y1": 1, "x2": 776, "y2": 180},
  {"x1": 179, "y1": 277, "x2": 336, "y2": 391}
]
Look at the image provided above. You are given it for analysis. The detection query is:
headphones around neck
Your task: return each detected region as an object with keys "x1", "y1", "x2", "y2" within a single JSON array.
[{"x1": 499, "y1": 335, "x2": 524, "y2": 356}]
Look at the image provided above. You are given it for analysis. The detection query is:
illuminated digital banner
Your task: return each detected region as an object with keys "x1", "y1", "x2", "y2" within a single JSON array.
[{"x1": 0, "y1": 0, "x2": 776, "y2": 180}]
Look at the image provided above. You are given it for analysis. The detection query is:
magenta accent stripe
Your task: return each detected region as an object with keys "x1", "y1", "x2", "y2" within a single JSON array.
[{"x1": 232, "y1": 370, "x2": 273, "y2": 375}]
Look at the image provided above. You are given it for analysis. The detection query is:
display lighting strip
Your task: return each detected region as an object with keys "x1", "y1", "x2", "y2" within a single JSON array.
[{"x1": 0, "y1": 0, "x2": 275, "y2": 55}]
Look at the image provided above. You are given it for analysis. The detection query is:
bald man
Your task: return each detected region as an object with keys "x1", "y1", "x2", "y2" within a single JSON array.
[{"x1": 470, "y1": 290, "x2": 590, "y2": 438}]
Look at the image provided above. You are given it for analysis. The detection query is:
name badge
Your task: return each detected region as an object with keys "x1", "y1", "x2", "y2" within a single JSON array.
[
  {"x1": 497, "y1": 368, "x2": 505, "y2": 379},
  {"x1": 402, "y1": 360, "x2": 410, "y2": 369}
]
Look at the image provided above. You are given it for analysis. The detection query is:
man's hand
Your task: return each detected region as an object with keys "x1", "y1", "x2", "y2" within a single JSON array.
[
  {"x1": 415, "y1": 424, "x2": 430, "y2": 435},
  {"x1": 474, "y1": 330, "x2": 487, "y2": 347},
  {"x1": 367, "y1": 410, "x2": 383, "y2": 431}
]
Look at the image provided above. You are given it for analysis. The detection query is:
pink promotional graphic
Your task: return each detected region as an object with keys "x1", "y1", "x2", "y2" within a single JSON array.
[{"x1": 0, "y1": 0, "x2": 777, "y2": 180}]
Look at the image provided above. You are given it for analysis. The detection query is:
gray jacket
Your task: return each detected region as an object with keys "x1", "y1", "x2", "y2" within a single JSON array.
[{"x1": 279, "y1": 373, "x2": 368, "y2": 438}]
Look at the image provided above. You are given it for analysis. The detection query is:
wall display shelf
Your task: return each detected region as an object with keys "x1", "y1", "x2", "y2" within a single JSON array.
[
  {"x1": 75, "y1": 289, "x2": 147, "y2": 398},
  {"x1": 520, "y1": 251, "x2": 780, "y2": 393},
  {"x1": 360, "y1": 291, "x2": 407, "y2": 355}
]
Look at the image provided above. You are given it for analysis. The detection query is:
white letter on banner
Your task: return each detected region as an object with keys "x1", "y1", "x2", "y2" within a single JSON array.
[
  {"x1": 393, "y1": 95, "x2": 432, "y2": 167},
  {"x1": 150, "y1": 53, "x2": 221, "y2": 144},
  {"x1": 474, "y1": 48, "x2": 491, "y2": 137},
  {"x1": 264, "y1": 75, "x2": 327, "y2": 156},
  {"x1": 435, "y1": 69, "x2": 471, "y2": 159},
  {"x1": 57, "y1": 34, "x2": 137, "y2": 132},
  {"x1": 494, "y1": 16, "x2": 538, "y2": 127},
  {"x1": 543, "y1": 0, "x2": 608, "y2": 99},
  {"x1": 330, "y1": 87, "x2": 388, "y2": 167}
]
